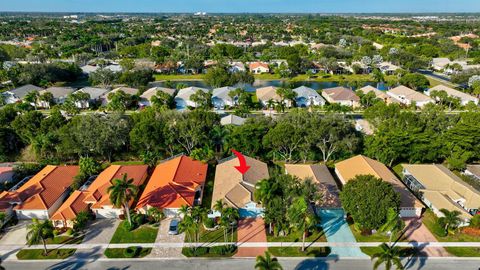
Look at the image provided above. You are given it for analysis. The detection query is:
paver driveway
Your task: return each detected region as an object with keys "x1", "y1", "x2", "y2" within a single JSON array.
[
  {"x1": 318, "y1": 209, "x2": 367, "y2": 258},
  {"x1": 148, "y1": 217, "x2": 184, "y2": 258},
  {"x1": 402, "y1": 217, "x2": 450, "y2": 257},
  {"x1": 0, "y1": 220, "x2": 28, "y2": 245},
  {"x1": 234, "y1": 217, "x2": 267, "y2": 257}
]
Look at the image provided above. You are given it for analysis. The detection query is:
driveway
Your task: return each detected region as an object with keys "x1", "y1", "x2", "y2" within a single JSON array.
[
  {"x1": 148, "y1": 217, "x2": 184, "y2": 258},
  {"x1": 0, "y1": 220, "x2": 29, "y2": 245},
  {"x1": 402, "y1": 218, "x2": 450, "y2": 257},
  {"x1": 318, "y1": 209, "x2": 367, "y2": 258},
  {"x1": 234, "y1": 217, "x2": 267, "y2": 258},
  {"x1": 82, "y1": 219, "x2": 120, "y2": 245}
]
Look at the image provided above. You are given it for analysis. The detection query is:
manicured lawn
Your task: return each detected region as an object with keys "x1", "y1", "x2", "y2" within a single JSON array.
[
  {"x1": 154, "y1": 74, "x2": 205, "y2": 80},
  {"x1": 445, "y1": 247, "x2": 480, "y2": 257},
  {"x1": 45, "y1": 235, "x2": 84, "y2": 245},
  {"x1": 181, "y1": 245, "x2": 237, "y2": 257},
  {"x1": 185, "y1": 226, "x2": 237, "y2": 243},
  {"x1": 350, "y1": 224, "x2": 406, "y2": 242},
  {"x1": 360, "y1": 247, "x2": 416, "y2": 257},
  {"x1": 268, "y1": 246, "x2": 331, "y2": 257},
  {"x1": 109, "y1": 221, "x2": 159, "y2": 244},
  {"x1": 104, "y1": 247, "x2": 152, "y2": 258},
  {"x1": 422, "y1": 210, "x2": 480, "y2": 242},
  {"x1": 16, "y1": 249, "x2": 76, "y2": 260},
  {"x1": 267, "y1": 229, "x2": 327, "y2": 243}
]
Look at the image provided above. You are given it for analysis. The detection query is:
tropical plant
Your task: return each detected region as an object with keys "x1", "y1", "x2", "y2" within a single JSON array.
[
  {"x1": 26, "y1": 218, "x2": 54, "y2": 256},
  {"x1": 108, "y1": 174, "x2": 139, "y2": 228},
  {"x1": 255, "y1": 251, "x2": 283, "y2": 270},
  {"x1": 371, "y1": 243, "x2": 404, "y2": 270},
  {"x1": 147, "y1": 207, "x2": 165, "y2": 224},
  {"x1": 287, "y1": 197, "x2": 318, "y2": 251},
  {"x1": 438, "y1": 209, "x2": 462, "y2": 235},
  {"x1": 73, "y1": 210, "x2": 90, "y2": 232}
]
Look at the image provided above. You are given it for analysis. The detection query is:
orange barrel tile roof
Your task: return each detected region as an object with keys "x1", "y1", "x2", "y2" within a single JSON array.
[{"x1": 136, "y1": 155, "x2": 207, "y2": 210}]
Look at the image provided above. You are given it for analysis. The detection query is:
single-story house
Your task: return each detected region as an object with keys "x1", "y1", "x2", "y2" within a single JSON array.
[
  {"x1": 256, "y1": 86, "x2": 292, "y2": 107},
  {"x1": 39, "y1": 87, "x2": 76, "y2": 107},
  {"x1": 73, "y1": 87, "x2": 109, "y2": 108},
  {"x1": 139, "y1": 87, "x2": 176, "y2": 107},
  {"x1": 464, "y1": 165, "x2": 480, "y2": 181},
  {"x1": 292, "y1": 86, "x2": 325, "y2": 107},
  {"x1": 425, "y1": 85, "x2": 479, "y2": 106},
  {"x1": 249, "y1": 62, "x2": 270, "y2": 74},
  {"x1": 229, "y1": 62, "x2": 246, "y2": 73},
  {"x1": 336, "y1": 155, "x2": 423, "y2": 217},
  {"x1": 0, "y1": 165, "x2": 79, "y2": 220},
  {"x1": 285, "y1": 164, "x2": 341, "y2": 208},
  {"x1": 220, "y1": 114, "x2": 247, "y2": 126},
  {"x1": 378, "y1": 62, "x2": 400, "y2": 75},
  {"x1": 402, "y1": 164, "x2": 480, "y2": 225},
  {"x1": 211, "y1": 155, "x2": 269, "y2": 217},
  {"x1": 102, "y1": 87, "x2": 139, "y2": 105},
  {"x1": 212, "y1": 86, "x2": 237, "y2": 109},
  {"x1": 321, "y1": 86, "x2": 360, "y2": 107},
  {"x1": 136, "y1": 155, "x2": 207, "y2": 217},
  {"x1": 357, "y1": 85, "x2": 395, "y2": 104},
  {"x1": 174, "y1": 87, "x2": 210, "y2": 109},
  {"x1": 387, "y1": 85, "x2": 434, "y2": 108},
  {"x1": 431, "y1": 58, "x2": 480, "y2": 74},
  {"x1": 2, "y1": 84, "x2": 43, "y2": 104},
  {"x1": 51, "y1": 165, "x2": 148, "y2": 227}
]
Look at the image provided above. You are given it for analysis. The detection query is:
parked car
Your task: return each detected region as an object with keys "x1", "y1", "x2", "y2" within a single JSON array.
[{"x1": 168, "y1": 218, "x2": 180, "y2": 235}]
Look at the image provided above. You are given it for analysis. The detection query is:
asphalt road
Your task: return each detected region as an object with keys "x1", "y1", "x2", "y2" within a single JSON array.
[{"x1": 3, "y1": 257, "x2": 480, "y2": 270}]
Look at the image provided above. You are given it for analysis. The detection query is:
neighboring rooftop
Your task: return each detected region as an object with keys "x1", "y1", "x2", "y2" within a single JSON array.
[
  {"x1": 140, "y1": 87, "x2": 176, "y2": 100},
  {"x1": 136, "y1": 155, "x2": 207, "y2": 210},
  {"x1": 387, "y1": 85, "x2": 433, "y2": 102},
  {"x1": 220, "y1": 114, "x2": 246, "y2": 126},
  {"x1": 322, "y1": 86, "x2": 360, "y2": 101},
  {"x1": 256, "y1": 86, "x2": 281, "y2": 102},
  {"x1": 212, "y1": 86, "x2": 237, "y2": 102},
  {"x1": 43, "y1": 87, "x2": 76, "y2": 98},
  {"x1": 358, "y1": 85, "x2": 389, "y2": 100},
  {"x1": 427, "y1": 85, "x2": 478, "y2": 104},
  {"x1": 175, "y1": 87, "x2": 210, "y2": 101},
  {"x1": 76, "y1": 87, "x2": 109, "y2": 100},
  {"x1": 7, "y1": 84, "x2": 43, "y2": 99}
]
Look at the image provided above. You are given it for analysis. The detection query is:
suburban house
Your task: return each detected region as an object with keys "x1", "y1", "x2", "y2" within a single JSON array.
[
  {"x1": 249, "y1": 62, "x2": 270, "y2": 74},
  {"x1": 284, "y1": 164, "x2": 341, "y2": 208},
  {"x1": 0, "y1": 166, "x2": 14, "y2": 183},
  {"x1": 464, "y1": 165, "x2": 480, "y2": 181},
  {"x1": 292, "y1": 86, "x2": 325, "y2": 107},
  {"x1": 378, "y1": 62, "x2": 400, "y2": 75},
  {"x1": 387, "y1": 85, "x2": 434, "y2": 108},
  {"x1": 174, "y1": 87, "x2": 210, "y2": 109},
  {"x1": 139, "y1": 87, "x2": 176, "y2": 107},
  {"x1": 73, "y1": 87, "x2": 109, "y2": 108},
  {"x1": 336, "y1": 155, "x2": 423, "y2": 217},
  {"x1": 136, "y1": 155, "x2": 207, "y2": 217},
  {"x1": 2, "y1": 84, "x2": 43, "y2": 104},
  {"x1": 321, "y1": 86, "x2": 360, "y2": 107},
  {"x1": 211, "y1": 155, "x2": 269, "y2": 217},
  {"x1": 0, "y1": 165, "x2": 79, "y2": 220},
  {"x1": 212, "y1": 86, "x2": 237, "y2": 109},
  {"x1": 220, "y1": 114, "x2": 247, "y2": 126},
  {"x1": 358, "y1": 85, "x2": 394, "y2": 104},
  {"x1": 256, "y1": 86, "x2": 292, "y2": 107},
  {"x1": 431, "y1": 58, "x2": 480, "y2": 74},
  {"x1": 229, "y1": 62, "x2": 246, "y2": 73},
  {"x1": 425, "y1": 85, "x2": 479, "y2": 106},
  {"x1": 50, "y1": 165, "x2": 148, "y2": 227},
  {"x1": 103, "y1": 86, "x2": 139, "y2": 104},
  {"x1": 402, "y1": 164, "x2": 480, "y2": 224},
  {"x1": 39, "y1": 87, "x2": 76, "y2": 107}
]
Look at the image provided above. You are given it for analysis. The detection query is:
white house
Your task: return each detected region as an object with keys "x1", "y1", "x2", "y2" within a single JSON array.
[
  {"x1": 212, "y1": 86, "x2": 237, "y2": 109},
  {"x1": 249, "y1": 62, "x2": 270, "y2": 74},
  {"x1": 425, "y1": 85, "x2": 479, "y2": 106},
  {"x1": 139, "y1": 87, "x2": 176, "y2": 107},
  {"x1": 387, "y1": 85, "x2": 434, "y2": 108},
  {"x1": 292, "y1": 86, "x2": 325, "y2": 107},
  {"x1": 174, "y1": 86, "x2": 210, "y2": 109},
  {"x1": 73, "y1": 87, "x2": 109, "y2": 108},
  {"x1": 2, "y1": 84, "x2": 43, "y2": 104}
]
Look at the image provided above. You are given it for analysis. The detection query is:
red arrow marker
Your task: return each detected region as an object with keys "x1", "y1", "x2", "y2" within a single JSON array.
[{"x1": 231, "y1": 149, "x2": 251, "y2": 175}]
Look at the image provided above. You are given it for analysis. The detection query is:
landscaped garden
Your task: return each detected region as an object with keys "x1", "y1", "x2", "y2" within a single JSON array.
[
  {"x1": 104, "y1": 246, "x2": 153, "y2": 258},
  {"x1": 16, "y1": 249, "x2": 76, "y2": 260},
  {"x1": 268, "y1": 246, "x2": 331, "y2": 257}
]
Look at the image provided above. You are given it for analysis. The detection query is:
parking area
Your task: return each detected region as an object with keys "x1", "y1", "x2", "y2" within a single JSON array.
[
  {"x1": 0, "y1": 220, "x2": 29, "y2": 246},
  {"x1": 234, "y1": 217, "x2": 267, "y2": 258},
  {"x1": 82, "y1": 219, "x2": 120, "y2": 245},
  {"x1": 148, "y1": 217, "x2": 184, "y2": 258}
]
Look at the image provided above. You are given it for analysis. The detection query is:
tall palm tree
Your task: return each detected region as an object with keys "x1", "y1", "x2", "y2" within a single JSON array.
[
  {"x1": 439, "y1": 209, "x2": 462, "y2": 234},
  {"x1": 179, "y1": 214, "x2": 195, "y2": 244},
  {"x1": 214, "y1": 200, "x2": 228, "y2": 242},
  {"x1": 287, "y1": 197, "x2": 318, "y2": 251},
  {"x1": 108, "y1": 173, "x2": 138, "y2": 227},
  {"x1": 223, "y1": 207, "x2": 239, "y2": 243},
  {"x1": 24, "y1": 91, "x2": 39, "y2": 109},
  {"x1": 371, "y1": 243, "x2": 404, "y2": 270},
  {"x1": 255, "y1": 251, "x2": 283, "y2": 270},
  {"x1": 26, "y1": 218, "x2": 54, "y2": 256}
]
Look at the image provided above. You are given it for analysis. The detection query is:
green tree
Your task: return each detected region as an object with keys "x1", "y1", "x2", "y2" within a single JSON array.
[
  {"x1": 287, "y1": 197, "x2": 318, "y2": 251},
  {"x1": 73, "y1": 211, "x2": 90, "y2": 232},
  {"x1": 255, "y1": 251, "x2": 283, "y2": 270},
  {"x1": 89, "y1": 68, "x2": 117, "y2": 88},
  {"x1": 399, "y1": 73, "x2": 430, "y2": 91},
  {"x1": 438, "y1": 209, "x2": 462, "y2": 235},
  {"x1": 26, "y1": 218, "x2": 54, "y2": 256},
  {"x1": 371, "y1": 243, "x2": 404, "y2": 270},
  {"x1": 190, "y1": 90, "x2": 213, "y2": 110},
  {"x1": 340, "y1": 175, "x2": 401, "y2": 231},
  {"x1": 147, "y1": 207, "x2": 165, "y2": 224},
  {"x1": 107, "y1": 174, "x2": 139, "y2": 227}
]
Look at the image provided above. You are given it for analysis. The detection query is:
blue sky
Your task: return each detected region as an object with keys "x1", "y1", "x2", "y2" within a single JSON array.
[{"x1": 2, "y1": 0, "x2": 480, "y2": 13}]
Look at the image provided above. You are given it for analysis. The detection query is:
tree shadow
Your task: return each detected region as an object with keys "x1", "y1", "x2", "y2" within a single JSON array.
[
  {"x1": 46, "y1": 246, "x2": 102, "y2": 270},
  {"x1": 403, "y1": 241, "x2": 428, "y2": 270},
  {"x1": 294, "y1": 257, "x2": 338, "y2": 270}
]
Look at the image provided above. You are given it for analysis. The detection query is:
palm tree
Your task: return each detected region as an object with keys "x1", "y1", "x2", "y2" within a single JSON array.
[
  {"x1": 223, "y1": 207, "x2": 239, "y2": 243},
  {"x1": 147, "y1": 207, "x2": 165, "y2": 224},
  {"x1": 287, "y1": 197, "x2": 318, "y2": 251},
  {"x1": 24, "y1": 91, "x2": 39, "y2": 109},
  {"x1": 439, "y1": 209, "x2": 462, "y2": 234},
  {"x1": 107, "y1": 173, "x2": 138, "y2": 227},
  {"x1": 255, "y1": 251, "x2": 283, "y2": 270},
  {"x1": 371, "y1": 243, "x2": 404, "y2": 270},
  {"x1": 26, "y1": 218, "x2": 54, "y2": 256},
  {"x1": 379, "y1": 208, "x2": 402, "y2": 245},
  {"x1": 266, "y1": 99, "x2": 275, "y2": 113},
  {"x1": 178, "y1": 214, "x2": 195, "y2": 244},
  {"x1": 214, "y1": 200, "x2": 228, "y2": 242}
]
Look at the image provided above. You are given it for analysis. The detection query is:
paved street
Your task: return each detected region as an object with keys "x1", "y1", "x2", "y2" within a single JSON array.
[{"x1": 3, "y1": 257, "x2": 480, "y2": 270}]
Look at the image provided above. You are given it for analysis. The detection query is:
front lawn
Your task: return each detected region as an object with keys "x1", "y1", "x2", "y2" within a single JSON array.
[
  {"x1": 185, "y1": 226, "x2": 237, "y2": 243},
  {"x1": 360, "y1": 247, "x2": 417, "y2": 257},
  {"x1": 422, "y1": 210, "x2": 480, "y2": 242},
  {"x1": 444, "y1": 247, "x2": 480, "y2": 257},
  {"x1": 16, "y1": 249, "x2": 76, "y2": 260},
  {"x1": 350, "y1": 224, "x2": 406, "y2": 242},
  {"x1": 268, "y1": 246, "x2": 331, "y2": 257},
  {"x1": 109, "y1": 221, "x2": 159, "y2": 244},
  {"x1": 267, "y1": 229, "x2": 327, "y2": 243},
  {"x1": 153, "y1": 74, "x2": 205, "y2": 81},
  {"x1": 104, "y1": 247, "x2": 152, "y2": 258},
  {"x1": 45, "y1": 235, "x2": 84, "y2": 245},
  {"x1": 181, "y1": 245, "x2": 237, "y2": 257}
]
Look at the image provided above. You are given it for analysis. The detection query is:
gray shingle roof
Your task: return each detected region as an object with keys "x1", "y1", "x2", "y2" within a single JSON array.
[{"x1": 8, "y1": 84, "x2": 43, "y2": 99}]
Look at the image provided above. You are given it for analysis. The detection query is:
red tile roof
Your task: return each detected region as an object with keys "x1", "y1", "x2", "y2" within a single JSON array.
[{"x1": 136, "y1": 156, "x2": 207, "y2": 210}]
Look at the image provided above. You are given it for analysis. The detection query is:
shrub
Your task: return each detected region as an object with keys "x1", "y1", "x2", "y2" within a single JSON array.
[
  {"x1": 194, "y1": 247, "x2": 209, "y2": 256},
  {"x1": 432, "y1": 219, "x2": 448, "y2": 237},
  {"x1": 470, "y1": 214, "x2": 480, "y2": 229},
  {"x1": 204, "y1": 218, "x2": 215, "y2": 229},
  {"x1": 123, "y1": 246, "x2": 140, "y2": 258},
  {"x1": 53, "y1": 229, "x2": 60, "y2": 237},
  {"x1": 462, "y1": 227, "x2": 480, "y2": 237},
  {"x1": 122, "y1": 220, "x2": 135, "y2": 231},
  {"x1": 65, "y1": 228, "x2": 74, "y2": 236},
  {"x1": 210, "y1": 245, "x2": 226, "y2": 255}
]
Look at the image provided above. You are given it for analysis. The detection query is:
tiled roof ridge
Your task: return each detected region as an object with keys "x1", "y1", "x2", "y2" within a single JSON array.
[{"x1": 167, "y1": 182, "x2": 191, "y2": 205}]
